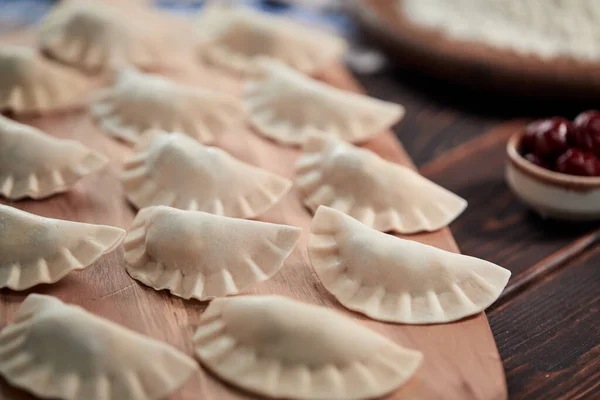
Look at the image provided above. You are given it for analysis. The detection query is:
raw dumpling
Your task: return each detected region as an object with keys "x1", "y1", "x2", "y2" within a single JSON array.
[
  {"x1": 244, "y1": 60, "x2": 404, "y2": 146},
  {"x1": 0, "y1": 205, "x2": 125, "y2": 290},
  {"x1": 121, "y1": 131, "x2": 291, "y2": 217},
  {"x1": 0, "y1": 46, "x2": 89, "y2": 114},
  {"x1": 194, "y1": 5, "x2": 347, "y2": 75},
  {"x1": 37, "y1": 2, "x2": 160, "y2": 72},
  {"x1": 91, "y1": 68, "x2": 243, "y2": 145},
  {"x1": 0, "y1": 115, "x2": 109, "y2": 200},
  {"x1": 309, "y1": 206, "x2": 511, "y2": 324},
  {"x1": 193, "y1": 295, "x2": 422, "y2": 400},
  {"x1": 125, "y1": 206, "x2": 301, "y2": 300},
  {"x1": 296, "y1": 134, "x2": 466, "y2": 233},
  {"x1": 0, "y1": 294, "x2": 197, "y2": 400}
]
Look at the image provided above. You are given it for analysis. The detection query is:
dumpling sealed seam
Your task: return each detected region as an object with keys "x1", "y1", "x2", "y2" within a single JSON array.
[
  {"x1": 91, "y1": 68, "x2": 244, "y2": 145},
  {"x1": 37, "y1": 2, "x2": 161, "y2": 72},
  {"x1": 309, "y1": 206, "x2": 511, "y2": 324},
  {"x1": 243, "y1": 60, "x2": 404, "y2": 146},
  {"x1": 194, "y1": 5, "x2": 347, "y2": 75},
  {"x1": 0, "y1": 115, "x2": 109, "y2": 200},
  {"x1": 0, "y1": 205, "x2": 125, "y2": 290},
  {"x1": 121, "y1": 130, "x2": 291, "y2": 218},
  {"x1": 193, "y1": 295, "x2": 422, "y2": 400},
  {"x1": 124, "y1": 206, "x2": 301, "y2": 300},
  {"x1": 0, "y1": 294, "x2": 197, "y2": 400},
  {"x1": 0, "y1": 46, "x2": 89, "y2": 114},
  {"x1": 296, "y1": 133, "x2": 466, "y2": 233}
]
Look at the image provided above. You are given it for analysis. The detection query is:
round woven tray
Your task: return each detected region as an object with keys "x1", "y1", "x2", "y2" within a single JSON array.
[{"x1": 352, "y1": 0, "x2": 600, "y2": 101}]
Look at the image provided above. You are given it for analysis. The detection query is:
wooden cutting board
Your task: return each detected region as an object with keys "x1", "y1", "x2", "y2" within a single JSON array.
[
  {"x1": 0, "y1": 19, "x2": 507, "y2": 400},
  {"x1": 353, "y1": 0, "x2": 600, "y2": 102}
]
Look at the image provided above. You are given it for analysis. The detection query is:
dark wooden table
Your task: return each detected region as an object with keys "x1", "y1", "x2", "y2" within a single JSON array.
[{"x1": 349, "y1": 38, "x2": 600, "y2": 399}]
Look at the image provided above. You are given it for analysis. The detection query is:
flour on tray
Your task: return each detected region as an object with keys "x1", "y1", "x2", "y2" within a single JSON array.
[{"x1": 401, "y1": 0, "x2": 600, "y2": 61}]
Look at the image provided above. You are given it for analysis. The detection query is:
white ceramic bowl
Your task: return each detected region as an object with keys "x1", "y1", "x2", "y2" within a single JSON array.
[{"x1": 506, "y1": 132, "x2": 600, "y2": 221}]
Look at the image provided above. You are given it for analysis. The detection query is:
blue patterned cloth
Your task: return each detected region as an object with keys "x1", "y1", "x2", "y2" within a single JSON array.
[
  {"x1": 0, "y1": 0, "x2": 54, "y2": 31},
  {"x1": 158, "y1": 1, "x2": 349, "y2": 32}
]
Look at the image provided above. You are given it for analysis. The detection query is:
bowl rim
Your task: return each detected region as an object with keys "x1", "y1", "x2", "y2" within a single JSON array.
[{"x1": 506, "y1": 130, "x2": 600, "y2": 188}]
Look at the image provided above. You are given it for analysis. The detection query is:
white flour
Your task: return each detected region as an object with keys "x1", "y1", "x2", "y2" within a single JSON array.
[{"x1": 401, "y1": 0, "x2": 600, "y2": 61}]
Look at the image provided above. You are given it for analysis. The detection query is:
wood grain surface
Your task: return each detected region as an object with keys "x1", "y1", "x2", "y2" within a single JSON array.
[
  {"x1": 350, "y1": 62, "x2": 600, "y2": 398},
  {"x1": 490, "y1": 245, "x2": 600, "y2": 400},
  {"x1": 420, "y1": 126, "x2": 600, "y2": 400},
  {"x1": 0, "y1": 27, "x2": 507, "y2": 400},
  {"x1": 421, "y1": 123, "x2": 600, "y2": 285},
  {"x1": 353, "y1": 0, "x2": 600, "y2": 102}
]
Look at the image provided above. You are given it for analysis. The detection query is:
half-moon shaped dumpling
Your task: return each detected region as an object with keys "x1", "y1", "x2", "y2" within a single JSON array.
[
  {"x1": 0, "y1": 294, "x2": 197, "y2": 399},
  {"x1": 125, "y1": 206, "x2": 301, "y2": 300},
  {"x1": 0, "y1": 46, "x2": 89, "y2": 114},
  {"x1": 0, "y1": 205, "x2": 125, "y2": 290},
  {"x1": 37, "y1": 2, "x2": 160, "y2": 72},
  {"x1": 121, "y1": 131, "x2": 291, "y2": 217},
  {"x1": 194, "y1": 5, "x2": 347, "y2": 75},
  {"x1": 0, "y1": 115, "x2": 109, "y2": 200},
  {"x1": 193, "y1": 295, "x2": 422, "y2": 400},
  {"x1": 243, "y1": 60, "x2": 404, "y2": 146},
  {"x1": 91, "y1": 69, "x2": 243, "y2": 145},
  {"x1": 296, "y1": 134, "x2": 467, "y2": 233},
  {"x1": 309, "y1": 206, "x2": 511, "y2": 324}
]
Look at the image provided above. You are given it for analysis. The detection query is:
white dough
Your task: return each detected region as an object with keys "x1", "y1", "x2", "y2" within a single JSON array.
[{"x1": 402, "y1": 0, "x2": 600, "y2": 61}]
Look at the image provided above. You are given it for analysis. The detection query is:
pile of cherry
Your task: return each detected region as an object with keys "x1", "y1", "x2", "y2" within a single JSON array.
[{"x1": 520, "y1": 110, "x2": 600, "y2": 177}]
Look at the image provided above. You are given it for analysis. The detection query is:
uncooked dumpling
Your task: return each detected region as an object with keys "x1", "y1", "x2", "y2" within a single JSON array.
[
  {"x1": 0, "y1": 115, "x2": 109, "y2": 200},
  {"x1": 125, "y1": 206, "x2": 301, "y2": 300},
  {"x1": 194, "y1": 5, "x2": 347, "y2": 75},
  {"x1": 309, "y1": 206, "x2": 511, "y2": 324},
  {"x1": 0, "y1": 205, "x2": 125, "y2": 290},
  {"x1": 193, "y1": 295, "x2": 422, "y2": 400},
  {"x1": 121, "y1": 131, "x2": 291, "y2": 217},
  {"x1": 296, "y1": 134, "x2": 466, "y2": 233},
  {"x1": 0, "y1": 46, "x2": 89, "y2": 114},
  {"x1": 0, "y1": 294, "x2": 197, "y2": 400},
  {"x1": 91, "y1": 69, "x2": 243, "y2": 145},
  {"x1": 244, "y1": 60, "x2": 404, "y2": 146},
  {"x1": 37, "y1": 2, "x2": 160, "y2": 72}
]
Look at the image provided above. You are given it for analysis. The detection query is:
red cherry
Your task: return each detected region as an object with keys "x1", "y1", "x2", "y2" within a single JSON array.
[
  {"x1": 555, "y1": 149, "x2": 600, "y2": 176},
  {"x1": 573, "y1": 110, "x2": 600, "y2": 156},
  {"x1": 523, "y1": 153, "x2": 550, "y2": 169},
  {"x1": 531, "y1": 117, "x2": 573, "y2": 160},
  {"x1": 521, "y1": 121, "x2": 543, "y2": 153}
]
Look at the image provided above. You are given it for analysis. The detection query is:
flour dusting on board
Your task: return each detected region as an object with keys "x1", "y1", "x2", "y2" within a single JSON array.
[{"x1": 401, "y1": 0, "x2": 600, "y2": 61}]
